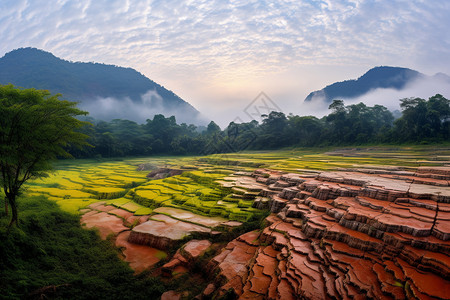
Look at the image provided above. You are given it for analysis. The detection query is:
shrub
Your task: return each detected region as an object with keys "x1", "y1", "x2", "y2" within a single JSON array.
[{"x1": 0, "y1": 196, "x2": 165, "y2": 299}]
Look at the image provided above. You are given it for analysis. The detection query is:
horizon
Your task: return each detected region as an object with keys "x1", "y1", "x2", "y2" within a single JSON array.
[{"x1": 1, "y1": 1, "x2": 450, "y2": 126}]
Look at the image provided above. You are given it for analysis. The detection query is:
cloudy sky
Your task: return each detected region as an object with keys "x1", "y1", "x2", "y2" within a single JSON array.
[{"x1": 1, "y1": 0, "x2": 450, "y2": 125}]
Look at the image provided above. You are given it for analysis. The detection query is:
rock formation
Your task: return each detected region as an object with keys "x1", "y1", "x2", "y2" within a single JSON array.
[
  {"x1": 207, "y1": 167, "x2": 450, "y2": 299},
  {"x1": 127, "y1": 207, "x2": 238, "y2": 250},
  {"x1": 161, "y1": 239, "x2": 212, "y2": 277},
  {"x1": 81, "y1": 202, "x2": 165, "y2": 273},
  {"x1": 128, "y1": 214, "x2": 212, "y2": 249},
  {"x1": 80, "y1": 166, "x2": 450, "y2": 299},
  {"x1": 146, "y1": 168, "x2": 186, "y2": 180}
]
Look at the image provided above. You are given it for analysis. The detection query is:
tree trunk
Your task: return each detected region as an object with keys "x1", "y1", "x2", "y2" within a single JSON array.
[
  {"x1": 4, "y1": 197, "x2": 8, "y2": 216},
  {"x1": 7, "y1": 194, "x2": 18, "y2": 228}
]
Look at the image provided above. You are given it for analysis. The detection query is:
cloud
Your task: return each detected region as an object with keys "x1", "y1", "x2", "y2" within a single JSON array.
[
  {"x1": 1, "y1": 0, "x2": 450, "y2": 124},
  {"x1": 2, "y1": 0, "x2": 449, "y2": 73},
  {"x1": 79, "y1": 89, "x2": 209, "y2": 125},
  {"x1": 343, "y1": 75, "x2": 450, "y2": 112}
]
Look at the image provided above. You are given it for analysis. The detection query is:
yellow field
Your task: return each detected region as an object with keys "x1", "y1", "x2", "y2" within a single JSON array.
[{"x1": 26, "y1": 147, "x2": 449, "y2": 221}]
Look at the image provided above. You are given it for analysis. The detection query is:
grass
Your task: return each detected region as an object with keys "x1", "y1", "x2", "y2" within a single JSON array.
[
  {"x1": 85, "y1": 187, "x2": 127, "y2": 199},
  {"x1": 120, "y1": 201, "x2": 144, "y2": 212},
  {"x1": 37, "y1": 188, "x2": 93, "y2": 199},
  {"x1": 126, "y1": 168, "x2": 263, "y2": 221},
  {"x1": 0, "y1": 196, "x2": 165, "y2": 299},
  {"x1": 55, "y1": 199, "x2": 97, "y2": 214},
  {"x1": 24, "y1": 161, "x2": 150, "y2": 214},
  {"x1": 22, "y1": 146, "x2": 450, "y2": 220},
  {"x1": 134, "y1": 207, "x2": 152, "y2": 215}
]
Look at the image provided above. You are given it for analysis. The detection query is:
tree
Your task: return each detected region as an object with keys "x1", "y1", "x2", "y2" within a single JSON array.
[
  {"x1": 326, "y1": 100, "x2": 348, "y2": 143},
  {"x1": 397, "y1": 97, "x2": 428, "y2": 141},
  {"x1": 0, "y1": 85, "x2": 89, "y2": 227},
  {"x1": 257, "y1": 111, "x2": 289, "y2": 148},
  {"x1": 426, "y1": 94, "x2": 450, "y2": 139},
  {"x1": 205, "y1": 121, "x2": 221, "y2": 136},
  {"x1": 144, "y1": 115, "x2": 179, "y2": 153},
  {"x1": 287, "y1": 115, "x2": 323, "y2": 146}
]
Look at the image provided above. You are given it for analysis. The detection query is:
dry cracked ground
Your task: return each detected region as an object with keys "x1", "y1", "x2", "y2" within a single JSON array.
[{"x1": 77, "y1": 152, "x2": 450, "y2": 300}]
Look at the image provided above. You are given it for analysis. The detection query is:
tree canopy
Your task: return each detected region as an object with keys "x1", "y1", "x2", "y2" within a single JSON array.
[
  {"x1": 0, "y1": 84, "x2": 89, "y2": 227},
  {"x1": 394, "y1": 95, "x2": 450, "y2": 142},
  {"x1": 66, "y1": 94, "x2": 449, "y2": 159}
]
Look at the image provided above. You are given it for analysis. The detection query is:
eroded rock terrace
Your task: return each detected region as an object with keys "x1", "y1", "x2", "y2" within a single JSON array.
[{"x1": 207, "y1": 167, "x2": 450, "y2": 299}]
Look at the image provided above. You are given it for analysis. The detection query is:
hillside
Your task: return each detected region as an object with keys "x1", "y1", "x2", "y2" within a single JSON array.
[
  {"x1": 0, "y1": 48, "x2": 203, "y2": 124},
  {"x1": 4, "y1": 148, "x2": 448, "y2": 299},
  {"x1": 304, "y1": 66, "x2": 425, "y2": 103}
]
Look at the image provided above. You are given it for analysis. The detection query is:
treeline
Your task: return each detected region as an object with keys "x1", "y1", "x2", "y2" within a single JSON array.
[{"x1": 69, "y1": 94, "x2": 450, "y2": 158}]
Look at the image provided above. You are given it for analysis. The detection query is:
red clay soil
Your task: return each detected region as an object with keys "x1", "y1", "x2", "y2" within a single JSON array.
[
  {"x1": 108, "y1": 208, "x2": 134, "y2": 220},
  {"x1": 79, "y1": 167, "x2": 450, "y2": 298},
  {"x1": 115, "y1": 231, "x2": 165, "y2": 273},
  {"x1": 81, "y1": 204, "x2": 164, "y2": 273},
  {"x1": 160, "y1": 290, "x2": 182, "y2": 300},
  {"x1": 152, "y1": 207, "x2": 230, "y2": 228},
  {"x1": 81, "y1": 211, "x2": 128, "y2": 239},
  {"x1": 182, "y1": 239, "x2": 212, "y2": 260},
  {"x1": 128, "y1": 214, "x2": 211, "y2": 249},
  {"x1": 206, "y1": 167, "x2": 450, "y2": 299},
  {"x1": 161, "y1": 239, "x2": 212, "y2": 278}
]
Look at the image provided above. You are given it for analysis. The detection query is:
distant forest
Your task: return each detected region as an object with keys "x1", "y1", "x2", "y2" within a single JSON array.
[{"x1": 68, "y1": 94, "x2": 450, "y2": 158}]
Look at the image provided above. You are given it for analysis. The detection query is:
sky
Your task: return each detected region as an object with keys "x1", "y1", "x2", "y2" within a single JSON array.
[{"x1": 1, "y1": 0, "x2": 450, "y2": 126}]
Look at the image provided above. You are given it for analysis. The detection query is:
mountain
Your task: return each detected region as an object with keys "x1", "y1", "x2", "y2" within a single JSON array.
[
  {"x1": 0, "y1": 47, "x2": 204, "y2": 124},
  {"x1": 304, "y1": 66, "x2": 426, "y2": 103}
]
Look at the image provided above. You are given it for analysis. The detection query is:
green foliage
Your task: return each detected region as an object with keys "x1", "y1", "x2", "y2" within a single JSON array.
[
  {"x1": 324, "y1": 101, "x2": 394, "y2": 144},
  {"x1": 70, "y1": 114, "x2": 206, "y2": 158},
  {"x1": 205, "y1": 121, "x2": 221, "y2": 135},
  {"x1": 392, "y1": 94, "x2": 450, "y2": 142},
  {"x1": 0, "y1": 196, "x2": 165, "y2": 299},
  {"x1": 0, "y1": 84, "x2": 89, "y2": 226},
  {"x1": 67, "y1": 94, "x2": 449, "y2": 160}
]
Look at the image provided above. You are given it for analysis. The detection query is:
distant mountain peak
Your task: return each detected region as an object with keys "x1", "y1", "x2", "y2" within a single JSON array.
[
  {"x1": 0, "y1": 48, "x2": 205, "y2": 124},
  {"x1": 3, "y1": 47, "x2": 51, "y2": 56},
  {"x1": 433, "y1": 72, "x2": 450, "y2": 82},
  {"x1": 304, "y1": 66, "x2": 425, "y2": 103},
  {"x1": 2, "y1": 47, "x2": 61, "y2": 63}
]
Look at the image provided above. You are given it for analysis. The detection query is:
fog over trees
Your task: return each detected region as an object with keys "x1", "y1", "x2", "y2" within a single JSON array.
[{"x1": 68, "y1": 94, "x2": 450, "y2": 158}]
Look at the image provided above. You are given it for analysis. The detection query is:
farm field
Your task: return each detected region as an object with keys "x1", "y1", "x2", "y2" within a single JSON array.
[
  {"x1": 26, "y1": 146, "x2": 450, "y2": 217},
  {"x1": 20, "y1": 146, "x2": 450, "y2": 299}
]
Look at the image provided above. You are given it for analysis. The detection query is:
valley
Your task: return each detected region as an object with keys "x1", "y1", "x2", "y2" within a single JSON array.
[
  {"x1": 22, "y1": 147, "x2": 450, "y2": 299},
  {"x1": 2, "y1": 2, "x2": 450, "y2": 299}
]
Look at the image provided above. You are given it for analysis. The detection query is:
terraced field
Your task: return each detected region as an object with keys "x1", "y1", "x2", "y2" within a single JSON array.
[
  {"x1": 26, "y1": 160, "x2": 149, "y2": 214},
  {"x1": 24, "y1": 147, "x2": 450, "y2": 299},
  {"x1": 25, "y1": 147, "x2": 450, "y2": 237},
  {"x1": 26, "y1": 158, "x2": 266, "y2": 222}
]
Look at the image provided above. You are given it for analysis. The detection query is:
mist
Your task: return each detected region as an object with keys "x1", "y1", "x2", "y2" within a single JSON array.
[
  {"x1": 78, "y1": 75, "x2": 450, "y2": 129},
  {"x1": 79, "y1": 90, "x2": 209, "y2": 126},
  {"x1": 292, "y1": 75, "x2": 450, "y2": 119},
  {"x1": 344, "y1": 75, "x2": 450, "y2": 111}
]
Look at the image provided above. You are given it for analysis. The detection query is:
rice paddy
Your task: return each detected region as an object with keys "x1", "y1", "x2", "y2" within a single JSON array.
[
  {"x1": 25, "y1": 157, "x2": 264, "y2": 222},
  {"x1": 25, "y1": 146, "x2": 450, "y2": 220}
]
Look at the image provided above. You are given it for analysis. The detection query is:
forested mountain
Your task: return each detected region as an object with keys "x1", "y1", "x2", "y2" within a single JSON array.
[
  {"x1": 0, "y1": 48, "x2": 203, "y2": 124},
  {"x1": 304, "y1": 66, "x2": 447, "y2": 103}
]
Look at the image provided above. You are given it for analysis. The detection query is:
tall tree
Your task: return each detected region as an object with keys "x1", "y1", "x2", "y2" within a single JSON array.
[
  {"x1": 205, "y1": 121, "x2": 221, "y2": 136},
  {"x1": 287, "y1": 115, "x2": 323, "y2": 146},
  {"x1": 326, "y1": 100, "x2": 348, "y2": 143},
  {"x1": 0, "y1": 85, "x2": 88, "y2": 227},
  {"x1": 426, "y1": 94, "x2": 450, "y2": 139},
  {"x1": 257, "y1": 111, "x2": 289, "y2": 148}
]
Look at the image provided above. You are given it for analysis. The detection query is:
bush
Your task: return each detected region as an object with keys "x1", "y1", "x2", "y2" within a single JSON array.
[{"x1": 0, "y1": 196, "x2": 165, "y2": 299}]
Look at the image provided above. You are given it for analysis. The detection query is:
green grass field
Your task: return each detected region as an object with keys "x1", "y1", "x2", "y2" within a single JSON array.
[{"x1": 24, "y1": 146, "x2": 450, "y2": 220}]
